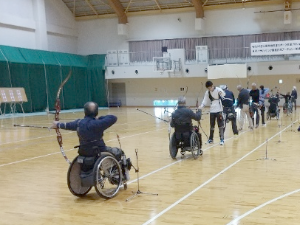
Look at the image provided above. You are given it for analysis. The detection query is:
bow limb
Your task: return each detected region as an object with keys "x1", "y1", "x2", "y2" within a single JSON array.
[{"x1": 55, "y1": 70, "x2": 72, "y2": 165}]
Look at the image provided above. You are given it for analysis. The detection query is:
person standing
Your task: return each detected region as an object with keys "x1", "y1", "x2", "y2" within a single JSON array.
[
  {"x1": 249, "y1": 83, "x2": 260, "y2": 128},
  {"x1": 237, "y1": 85, "x2": 253, "y2": 131},
  {"x1": 198, "y1": 81, "x2": 225, "y2": 145},
  {"x1": 291, "y1": 86, "x2": 297, "y2": 111},
  {"x1": 259, "y1": 85, "x2": 269, "y2": 126},
  {"x1": 220, "y1": 85, "x2": 238, "y2": 136}
]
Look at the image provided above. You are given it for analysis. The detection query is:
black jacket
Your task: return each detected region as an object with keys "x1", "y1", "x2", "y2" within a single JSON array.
[
  {"x1": 170, "y1": 106, "x2": 201, "y2": 129},
  {"x1": 221, "y1": 89, "x2": 235, "y2": 107},
  {"x1": 291, "y1": 90, "x2": 297, "y2": 99},
  {"x1": 58, "y1": 115, "x2": 117, "y2": 155},
  {"x1": 237, "y1": 88, "x2": 250, "y2": 108},
  {"x1": 249, "y1": 89, "x2": 260, "y2": 103}
]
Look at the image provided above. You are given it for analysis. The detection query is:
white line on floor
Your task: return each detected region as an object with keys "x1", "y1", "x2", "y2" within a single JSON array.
[
  {"x1": 141, "y1": 120, "x2": 297, "y2": 225},
  {"x1": 226, "y1": 188, "x2": 300, "y2": 225}
]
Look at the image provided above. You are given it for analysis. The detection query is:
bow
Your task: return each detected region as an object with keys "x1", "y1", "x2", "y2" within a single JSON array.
[{"x1": 55, "y1": 70, "x2": 72, "y2": 164}]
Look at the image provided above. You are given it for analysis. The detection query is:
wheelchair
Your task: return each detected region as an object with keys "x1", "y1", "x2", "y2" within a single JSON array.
[
  {"x1": 283, "y1": 100, "x2": 293, "y2": 115},
  {"x1": 67, "y1": 147, "x2": 131, "y2": 199},
  {"x1": 267, "y1": 102, "x2": 280, "y2": 120},
  {"x1": 169, "y1": 125, "x2": 202, "y2": 159}
]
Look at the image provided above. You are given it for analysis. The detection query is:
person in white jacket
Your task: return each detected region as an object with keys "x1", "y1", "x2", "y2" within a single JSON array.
[{"x1": 198, "y1": 81, "x2": 226, "y2": 145}]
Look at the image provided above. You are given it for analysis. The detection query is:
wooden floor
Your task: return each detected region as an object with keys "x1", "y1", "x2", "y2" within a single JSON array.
[{"x1": 1, "y1": 107, "x2": 300, "y2": 225}]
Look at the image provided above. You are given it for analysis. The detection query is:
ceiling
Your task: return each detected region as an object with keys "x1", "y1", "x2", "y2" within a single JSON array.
[{"x1": 61, "y1": 0, "x2": 286, "y2": 19}]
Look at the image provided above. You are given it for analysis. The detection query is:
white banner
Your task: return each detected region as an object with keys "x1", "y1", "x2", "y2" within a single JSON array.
[
  {"x1": 207, "y1": 64, "x2": 247, "y2": 79},
  {"x1": 251, "y1": 40, "x2": 300, "y2": 56}
]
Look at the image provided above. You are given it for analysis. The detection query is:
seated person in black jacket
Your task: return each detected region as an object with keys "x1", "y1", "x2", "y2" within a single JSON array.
[
  {"x1": 51, "y1": 101, "x2": 121, "y2": 172},
  {"x1": 170, "y1": 96, "x2": 202, "y2": 146}
]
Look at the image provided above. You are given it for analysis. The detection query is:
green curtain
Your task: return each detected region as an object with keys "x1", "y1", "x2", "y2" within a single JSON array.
[
  {"x1": 0, "y1": 45, "x2": 107, "y2": 113},
  {"x1": 87, "y1": 54, "x2": 107, "y2": 107}
]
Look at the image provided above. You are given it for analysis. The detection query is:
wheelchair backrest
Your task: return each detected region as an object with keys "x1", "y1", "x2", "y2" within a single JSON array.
[{"x1": 174, "y1": 123, "x2": 191, "y2": 133}]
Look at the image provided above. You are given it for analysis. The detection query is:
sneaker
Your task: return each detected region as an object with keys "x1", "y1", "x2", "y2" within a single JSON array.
[
  {"x1": 255, "y1": 124, "x2": 259, "y2": 128},
  {"x1": 207, "y1": 139, "x2": 213, "y2": 144},
  {"x1": 262, "y1": 124, "x2": 266, "y2": 127},
  {"x1": 220, "y1": 139, "x2": 224, "y2": 145},
  {"x1": 238, "y1": 127, "x2": 243, "y2": 131}
]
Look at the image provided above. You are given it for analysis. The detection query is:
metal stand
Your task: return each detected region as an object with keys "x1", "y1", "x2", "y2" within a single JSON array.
[
  {"x1": 288, "y1": 117, "x2": 296, "y2": 133},
  {"x1": 277, "y1": 114, "x2": 283, "y2": 143},
  {"x1": 277, "y1": 124, "x2": 283, "y2": 143},
  {"x1": 126, "y1": 149, "x2": 158, "y2": 202},
  {"x1": 257, "y1": 138, "x2": 276, "y2": 161}
]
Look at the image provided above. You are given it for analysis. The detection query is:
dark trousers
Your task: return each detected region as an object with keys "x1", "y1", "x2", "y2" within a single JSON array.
[
  {"x1": 261, "y1": 106, "x2": 265, "y2": 125},
  {"x1": 79, "y1": 146, "x2": 123, "y2": 172},
  {"x1": 223, "y1": 107, "x2": 238, "y2": 135},
  {"x1": 292, "y1": 98, "x2": 297, "y2": 110},
  {"x1": 209, "y1": 112, "x2": 224, "y2": 140},
  {"x1": 251, "y1": 105, "x2": 260, "y2": 126}
]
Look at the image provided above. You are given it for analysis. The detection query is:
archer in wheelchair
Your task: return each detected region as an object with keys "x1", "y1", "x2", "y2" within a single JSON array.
[
  {"x1": 52, "y1": 102, "x2": 132, "y2": 199},
  {"x1": 267, "y1": 94, "x2": 280, "y2": 120},
  {"x1": 169, "y1": 96, "x2": 202, "y2": 159}
]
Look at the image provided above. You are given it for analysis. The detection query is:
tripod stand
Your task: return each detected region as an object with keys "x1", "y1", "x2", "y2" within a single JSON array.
[
  {"x1": 126, "y1": 149, "x2": 158, "y2": 202},
  {"x1": 257, "y1": 138, "x2": 276, "y2": 161}
]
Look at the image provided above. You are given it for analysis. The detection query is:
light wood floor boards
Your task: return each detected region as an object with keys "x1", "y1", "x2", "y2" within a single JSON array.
[{"x1": 0, "y1": 107, "x2": 300, "y2": 225}]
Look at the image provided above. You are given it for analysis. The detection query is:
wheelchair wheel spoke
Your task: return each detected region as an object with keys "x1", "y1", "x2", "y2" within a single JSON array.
[{"x1": 95, "y1": 156, "x2": 122, "y2": 199}]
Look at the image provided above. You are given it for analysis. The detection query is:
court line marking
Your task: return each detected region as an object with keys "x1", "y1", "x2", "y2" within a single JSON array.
[
  {"x1": 126, "y1": 129, "x2": 250, "y2": 184},
  {"x1": 226, "y1": 188, "x2": 300, "y2": 225},
  {"x1": 0, "y1": 131, "x2": 74, "y2": 146},
  {"x1": 0, "y1": 128, "x2": 165, "y2": 167},
  {"x1": 142, "y1": 120, "x2": 297, "y2": 225},
  {"x1": 0, "y1": 126, "x2": 248, "y2": 172},
  {"x1": 0, "y1": 119, "x2": 157, "y2": 146}
]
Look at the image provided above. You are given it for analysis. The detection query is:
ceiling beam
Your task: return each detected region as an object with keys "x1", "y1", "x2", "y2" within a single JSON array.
[
  {"x1": 75, "y1": 0, "x2": 285, "y2": 21},
  {"x1": 284, "y1": 0, "x2": 292, "y2": 9},
  {"x1": 191, "y1": 0, "x2": 204, "y2": 18},
  {"x1": 153, "y1": 0, "x2": 162, "y2": 10},
  {"x1": 125, "y1": 0, "x2": 133, "y2": 13},
  {"x1": 108, "y1": 0, "x2": 128, "y2": 24},
  {"x1": 85, "y1": 0, "x2": 98, "y2": 15}
]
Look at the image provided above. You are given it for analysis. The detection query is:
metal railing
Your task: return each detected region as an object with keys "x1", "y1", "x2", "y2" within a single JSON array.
[{"x1": 106, "y1": 47, "x2": 300, "y2": 67}]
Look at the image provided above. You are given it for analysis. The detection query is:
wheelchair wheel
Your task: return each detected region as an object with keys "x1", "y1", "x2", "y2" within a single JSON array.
[
  {"x1": 169, "y1": 133, "x2": 178, "y2": 159},
  {"x1": 190, "y1": 132, "x2": 201, "y2": 159},
  {"x1": 67, "y1": 156, "x2": 92, "y2": 197},
  {"x1": 94, "y1": 155, "x2": 122, "y2": 199}
]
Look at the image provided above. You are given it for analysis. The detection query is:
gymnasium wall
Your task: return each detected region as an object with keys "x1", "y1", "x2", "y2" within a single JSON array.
[
  {"x1": 108, "y1": 75, "x2": 300, "y2": 107},
  {"x1": 0, "y1": 0, "x2": 77, "y2": 53},
  {"x1": 77, "y1": 3, "x2": 300, "y2": 54}
]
